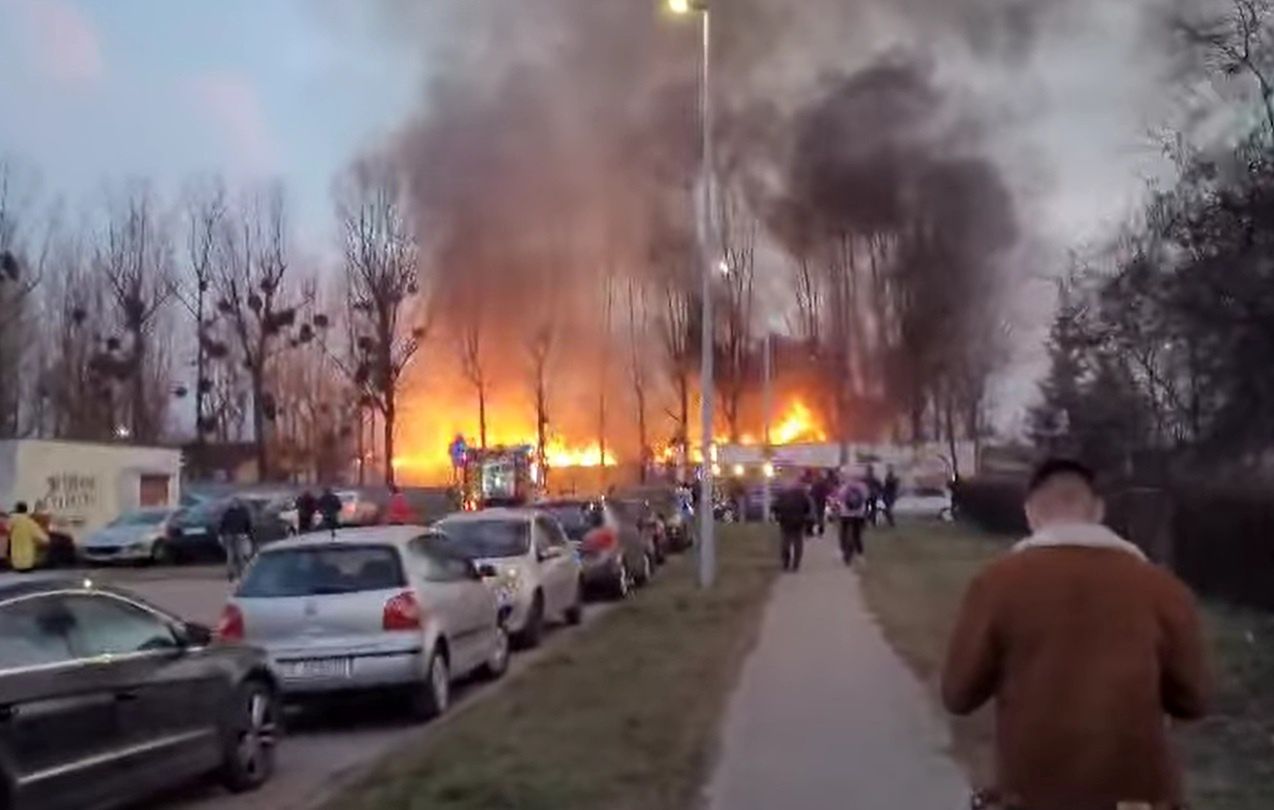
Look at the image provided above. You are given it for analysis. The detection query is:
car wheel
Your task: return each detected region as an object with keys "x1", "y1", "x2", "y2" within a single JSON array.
[
  {"x1": 410, "y1": 648, "x2": 450, "y2": 721},
  {"x1": 219, "y1": 679, "x2": 278, "y2": 793},
  {"x1": 612, "y1": 559, "x2": 631, "y2": 600},
  {"x1": 564, "y1": 585, "x2": 583, "y2": 626},
  {"x1": 513, "y1": 593, "x2": 544, "y2": 649},
  {"x1": 480, "y1": 627, "x2": 510, "y2": 680},
  {"x1": 634, "y1": 553, "x2": 653, "y2": 587},
  {"x1": 149, "y1": 540, "x2": 173, "y2": 567}
]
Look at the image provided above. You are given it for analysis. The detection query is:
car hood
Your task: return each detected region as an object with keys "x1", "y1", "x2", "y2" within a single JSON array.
[{"x1": 84, "y1": 525, "x2": 159, "y2": 547}]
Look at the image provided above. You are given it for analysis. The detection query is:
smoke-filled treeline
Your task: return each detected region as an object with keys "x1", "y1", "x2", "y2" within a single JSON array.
[
  {"x1": 1031, "y1": 0, "x2": 1274, "y2": 480},
  {"x1": 363, "y1": 0, "x2": 1057, "y2": 472},
  {"x1": 1, "y1": 0, "x2": 1220, "y2": 484}
]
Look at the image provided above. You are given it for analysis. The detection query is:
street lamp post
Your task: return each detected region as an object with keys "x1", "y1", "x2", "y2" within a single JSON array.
[{"x1": 669, "y1": 0, "x2": 715, "y2": 588}]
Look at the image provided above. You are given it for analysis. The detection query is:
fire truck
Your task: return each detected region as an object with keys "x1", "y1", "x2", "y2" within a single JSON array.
[{"x1": 459, "y1": 445, "x2": 537, "y2": 509}]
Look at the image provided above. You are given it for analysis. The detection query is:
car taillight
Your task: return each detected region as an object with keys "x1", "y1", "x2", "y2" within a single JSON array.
[
  {"x1": 215, "y1": 604, "x2": 244, "y2": 641},
  {"x1": 383, "y1": 591, "x2": 422, "y2": 631},
  {"x1": 582, "y1": 527, "x2": 618, "y2": 553}
]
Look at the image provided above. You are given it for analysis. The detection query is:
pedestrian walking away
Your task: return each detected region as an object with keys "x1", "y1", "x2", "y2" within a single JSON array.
[
  {"x1": 295, "y1": 489, "x2": 318, "y2": 533},
  {"x1": 217, "y1": 497, "x2": 255, "y2": 581},
  {"x1": 863, "y1": 464, "x2": 883, "y2": 526},
  {"x1": 772, "y1": 479, "x2": 813, "y2": 572},
  {"x1": 832, "y1": 475, "x2": 868, "y2": 565},
  {"x1": 942, "y1": 458, "x2": 1210, "y2": 810},
  {"x1": 882, "y1": 465, "x2": 900, "y2": 528},
  {"x1": 810, "y1": 471, "x2": 832, "y2": 537},
  {"x1": 6, "y1": 502, "x2": 47, "y2": 572}
]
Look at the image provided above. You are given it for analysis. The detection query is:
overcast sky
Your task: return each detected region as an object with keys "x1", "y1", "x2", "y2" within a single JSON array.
[{"x1": 0, "y1": 0, "x2": 423, "y2": 249}]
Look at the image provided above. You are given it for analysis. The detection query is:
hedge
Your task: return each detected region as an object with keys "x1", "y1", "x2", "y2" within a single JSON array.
[{"x1": 953, "y1": 476, "x2": 1274, "y2": 612}]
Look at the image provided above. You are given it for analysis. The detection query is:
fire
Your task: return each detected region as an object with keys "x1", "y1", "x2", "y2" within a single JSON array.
[
  {"x1": 771, "y1": 399, "x2": 827, "y2": 444},
  {"x1": 543, "y1": 440, "x2": 617, "y2": 469}
]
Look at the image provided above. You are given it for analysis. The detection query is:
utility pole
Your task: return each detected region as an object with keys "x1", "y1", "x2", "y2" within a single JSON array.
[{"x1": 762, "y1": 331, "x2": 773, "y2": 522}]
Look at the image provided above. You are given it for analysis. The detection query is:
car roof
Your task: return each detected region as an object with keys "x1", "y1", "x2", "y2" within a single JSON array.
[
  {"x1": 0, "y1": 574, "x2": 172, "y2": 614},
  {"x1": 435, "y1": 507, "x2": 540, "y2": 524},
  {"x1": 256, "y1": 525, "x2": 436, "y2": 552}
]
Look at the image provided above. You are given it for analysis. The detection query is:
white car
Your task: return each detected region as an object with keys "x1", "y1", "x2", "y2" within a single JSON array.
[
  {"x1": 434, "y1": 508, "x2": 583, "y2": 649},
  {"x1": 892, "y1": 486, "x2": 954, "y2": 521},
  {"x1": 220, "y1": 526, "x2": 510, "y2": 720},
  {"x1": 80, "y1": 506, "x2": 178, "y2": 564}
]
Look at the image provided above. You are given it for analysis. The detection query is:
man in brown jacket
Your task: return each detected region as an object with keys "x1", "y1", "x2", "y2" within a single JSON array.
[{"x1": 941, "y1": 459, "x2": 1210, "y2": 810}]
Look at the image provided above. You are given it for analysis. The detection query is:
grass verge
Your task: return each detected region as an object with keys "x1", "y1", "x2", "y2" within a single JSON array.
[
  {"x1": 326, "y1": 523, "x2": 778, "y2": 810},
  {"x1": 857, "y1": 520, "x2": 1274, "y2": 810}
]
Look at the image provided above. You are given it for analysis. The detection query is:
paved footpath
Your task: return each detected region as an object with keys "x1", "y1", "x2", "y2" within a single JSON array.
[{"x1": 705, "y1": 535, "x2": 969, "y2": 810}]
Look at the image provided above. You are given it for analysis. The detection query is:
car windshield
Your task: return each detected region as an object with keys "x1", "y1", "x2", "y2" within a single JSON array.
[
  {"x1": 538, "y1": 504, "x2": 601, "y2": 542},
  {"x1": 180, "y1": 502, "x2": 223, "y2": 522},
  {"x1": 436, "y1": 519, "x2": 530, "y2": 558},
  {"x1": 237, "y1": 545, "x2": 405, "y2": 597},
  {"x1": 109, "y1": 511, "x2": 167, "y2": 527}
]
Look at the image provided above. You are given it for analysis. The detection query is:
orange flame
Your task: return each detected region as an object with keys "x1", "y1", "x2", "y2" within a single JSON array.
[{"x1": 772, "y1": 399, "x2": 827, "y2": 444}]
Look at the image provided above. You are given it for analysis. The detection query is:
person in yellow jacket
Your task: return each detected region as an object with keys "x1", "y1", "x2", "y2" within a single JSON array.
[{"x1": 7, "y1": 502, "x2": 48, "y2": 572}]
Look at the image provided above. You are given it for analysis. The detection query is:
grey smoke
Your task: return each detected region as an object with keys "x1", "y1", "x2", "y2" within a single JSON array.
[{"x1": 333, "y1": 0, "x2": 1203, "y2": 439}]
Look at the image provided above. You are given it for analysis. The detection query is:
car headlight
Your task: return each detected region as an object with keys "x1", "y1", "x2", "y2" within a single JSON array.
[{"x1": 496, "y1": 568, "x2": 522, "y2": 600}]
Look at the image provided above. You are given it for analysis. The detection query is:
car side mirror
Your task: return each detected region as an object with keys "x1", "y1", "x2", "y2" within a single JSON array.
[
  {"x1": 177, "y1": 621, "x2": 213, "y2": 648},
  {"x1": 538, "y1": 545, "x2": 562, "y2": 562},
  {"x1": 477, "y1": 563, "x2": 498, "y2": 578}
]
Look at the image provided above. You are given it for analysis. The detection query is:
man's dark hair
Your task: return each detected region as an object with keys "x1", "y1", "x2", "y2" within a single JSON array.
[
  {"x1": 14, "y1": 501, "x2": 28, "y2": 514},
  {"x1": 1027, "y1": 458, "x2": 1096, "y2": 495}
]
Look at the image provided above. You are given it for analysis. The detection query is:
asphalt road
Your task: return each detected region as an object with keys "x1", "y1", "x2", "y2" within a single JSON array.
[{"x1": 92, "y1": 563, "x2": 610, "y2": 810}]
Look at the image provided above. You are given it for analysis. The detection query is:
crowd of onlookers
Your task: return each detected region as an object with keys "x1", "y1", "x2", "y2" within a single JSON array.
[{"x1": 769, "y1": 465, "x2": 901, "y2": 571}]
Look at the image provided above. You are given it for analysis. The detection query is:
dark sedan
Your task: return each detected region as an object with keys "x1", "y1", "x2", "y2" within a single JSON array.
[
  {"x1": 537, "y1": 499, "x2": 657, "y2": 599},
  {"x1": 0, "y1": 575, "x2": 278, "y2": 810},
  {"x1": 167, "y1": 497, "x2": 292, "y2": 563}
]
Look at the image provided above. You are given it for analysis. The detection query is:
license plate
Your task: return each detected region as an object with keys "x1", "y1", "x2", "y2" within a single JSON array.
[
  {"x1": 280, "y1": 657, "x2": 352, "y2": 679},
  {"x1": 184, "y1": 527, "x2": 207, "y2": 537}
]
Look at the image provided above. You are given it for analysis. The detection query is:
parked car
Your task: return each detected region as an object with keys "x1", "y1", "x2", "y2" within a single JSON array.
[
  {"x1": 0, "y1": 575, "x2": 278, "y2": 810},
  {"x1": 614, "y1": 486, "x2": 693, "y2": 552},
  {"x1": 220, "y1": 527, "x2": 510, "y2": 720},
  {"x1": 892, "y1": 485, "x2": 954, "y2": 521},
  {"x1": 168, "y1": 497, "x2": 292, "y2": 562},
  {"x1": 539, "y1": 499, "x2": 658, "y2": 599},
  {"x1": 433, "y1": 509, "x2": 583, "y2": 648},
  {"x1": 79, "y1": 506, "x2": 178, "y2": 566}
]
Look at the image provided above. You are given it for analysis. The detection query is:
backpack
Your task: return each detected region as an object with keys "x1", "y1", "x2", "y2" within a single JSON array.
[{"x1": 842, "y1": 486, "x2": 865, "y2": 512}]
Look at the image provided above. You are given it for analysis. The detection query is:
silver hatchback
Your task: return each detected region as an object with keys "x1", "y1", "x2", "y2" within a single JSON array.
[{"x1": 217, "y1": 527, "x2": 510, "y2": 720}]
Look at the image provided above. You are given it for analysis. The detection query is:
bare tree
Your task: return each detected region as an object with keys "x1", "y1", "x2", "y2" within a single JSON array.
[
  {"x1": 212, "y1": 187, "x2": 298, "y2": 480},
  {"x1": 95, "y1": 186, "x2": 176, "y2": 443},
  {"x1": 527, "y1": 321, "x2": 555, "y2": 479},
  {"x1": 598, "y1": 259, "x2": 617, "y2": 474},
  {"x1": 0, "y1": 160, "x2": 46, "y2": 437},
  {"x1": 715, "y1": 187, "x2": 757, "y2": 442},
  {"x1": 626, "y1": 277, "x2": 652, "y2": 481},
  {"x1": 178, "y1": 177, "x2": 227, "y2": 449},
  {"x1": 338, "y1": 164, "x2": 427, "y2": 486},
  {"x1": 1180, "y1": 0, "x2": 1274, "y2": 140},
  {"x1": 458, "y1": 279, "x2": 489, "y2": 449}
]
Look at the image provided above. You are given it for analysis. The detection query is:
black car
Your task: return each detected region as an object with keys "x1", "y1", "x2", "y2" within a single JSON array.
[
  {"x1": 167, "y1": 496, "x2": 292, "y2": 563},
  {"x1": 0, "y1": 575, "x2": 278, "y2": 809}
]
